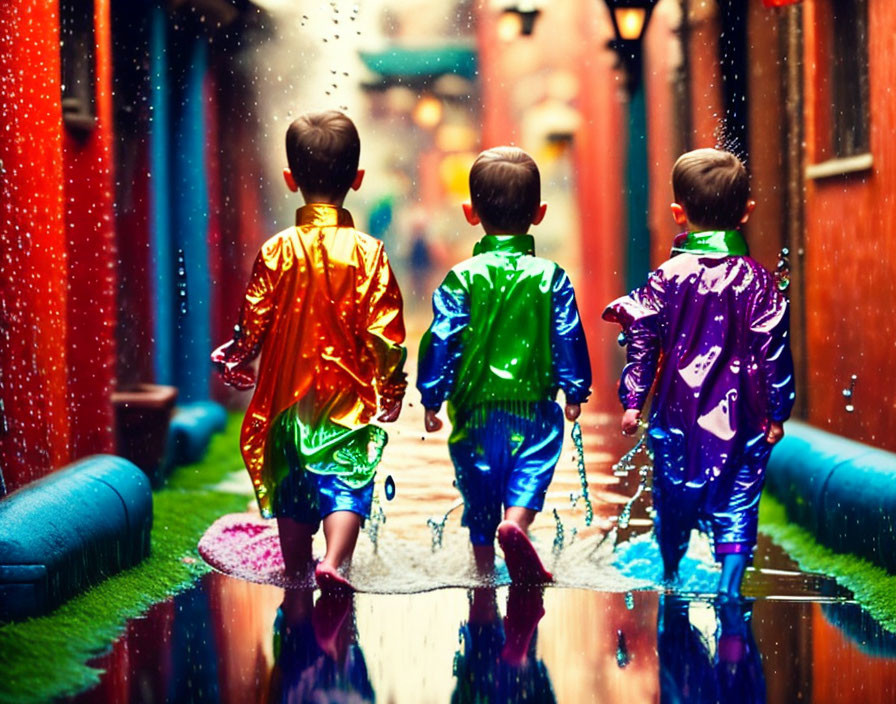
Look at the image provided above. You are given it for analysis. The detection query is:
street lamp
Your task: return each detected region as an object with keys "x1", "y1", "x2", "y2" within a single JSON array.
[
  {"x1": 498, "y1": 3, "x2": 541, "y2": 40},
  {"x1": 602, "y1": 0, "x2": 658, "y2": 92},
  {"x1": 602, "y1": 0, "x2": 658, "y2": 289}
]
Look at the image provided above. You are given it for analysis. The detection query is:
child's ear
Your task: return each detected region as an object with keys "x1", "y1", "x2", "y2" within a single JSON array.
[
  {"x1": 351, "y1": 169, "x2": 365, "y2": 191},
  {"x1": 739, "y1": 199, "x2": 756, "y2": 224},
  {"x1": 531, "y1": 202, "x2": 547, "y2": 226},
  {"x1": 670, "y1": 202, "x2": 687, "y2": 226},
  {"x1": 462, "y1": 202, "x2": 480, "y2": 226},
  {"x1": 283, "y1": 168, "x2": 299, "y2": 193}
]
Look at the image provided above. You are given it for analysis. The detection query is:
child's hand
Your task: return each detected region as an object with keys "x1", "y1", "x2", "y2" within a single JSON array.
[
  {"x1": 210, "y1": 340, "x2": 234, "y2": 369},
  {"x1": 377, "y1": 399, "x2": 402, "y2": 423},
  {"x1": 765, "y1": 421, "x2": 784, "y2": 445},
  {"x1": 565, "y1": 404, "x2": 581, "y2": 421},
  {"x1": 211, "y1": 341, "x2": 256, "y2": 389},
  {"x1": 222, "y1": 366, "x2": 256, "y2": 390},
  {"x1": 621, "y1": 409, "x2": 641, "y2": 435},
  {"x1": 424, "y1": 408, "x2": 443, "y2": 432}
]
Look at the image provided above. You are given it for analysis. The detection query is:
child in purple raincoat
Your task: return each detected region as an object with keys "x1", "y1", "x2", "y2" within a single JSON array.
[{"x1": 603, "y1": 148, "x2": 795, "y2": 597}]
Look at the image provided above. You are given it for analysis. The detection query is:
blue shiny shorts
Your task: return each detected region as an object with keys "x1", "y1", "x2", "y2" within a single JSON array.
[
  {"x1": 271, "y1": 441, "x2": 374, "y2": 529},
  {"x1": 449, "y1": 400, "x2": 564, "y2": 545}
]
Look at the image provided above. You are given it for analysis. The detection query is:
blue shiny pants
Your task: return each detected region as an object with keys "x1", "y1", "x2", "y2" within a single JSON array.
[
  {"x1": 449, "y1": 400, "x2": 564, "y2": 545},
  {"x1": 651, "y1": 429, "x2": 772, "y2": 567}
]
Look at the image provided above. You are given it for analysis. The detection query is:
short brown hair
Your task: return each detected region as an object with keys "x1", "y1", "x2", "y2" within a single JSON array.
[
  {"x1": 469, "y1": 147, "x2": 541, "y2": 233},
  {"x1": 672, "y1": 148, "x2": 750, "y2": 230},
  {"x1": 285, "y1": 110, "x2": 360, "y2": 198}
]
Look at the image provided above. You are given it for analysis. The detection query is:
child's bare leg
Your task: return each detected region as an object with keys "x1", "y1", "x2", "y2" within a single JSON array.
[
  {"x1": 473, "y1": 545, "x2": 496, "y2": 576},
  {"x1": 315, "y1": 510, "x2": 362, "y2": 590},
  {"x1": 504, "y1": 506, "x2": 537, "y2": 532},
  {"x1": 277, "y1": 517, "x2": 315, "y2": 577}
]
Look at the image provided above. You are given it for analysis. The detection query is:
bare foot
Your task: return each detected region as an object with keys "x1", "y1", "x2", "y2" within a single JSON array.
[
  {"x1": 497, "y1": 521, "x2": 553, "y2": 584},
  {"x1": 315, "y1": 562, "x2": 354, "y2": 592}
]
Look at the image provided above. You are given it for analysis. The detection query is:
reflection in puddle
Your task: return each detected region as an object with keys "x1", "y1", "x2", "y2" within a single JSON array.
[
  {"x1": 270, "y1": 590, "x2": 374, "y2": 703},
  {"x1": 452, "y1": 587, "x2": 554, "y2": 702},
  {"x1": 71, "y1": 570, "x2": 896, "y2": 704},
  {"x1": 658, "y1": 596, "x2": 765, "y2": 704}
]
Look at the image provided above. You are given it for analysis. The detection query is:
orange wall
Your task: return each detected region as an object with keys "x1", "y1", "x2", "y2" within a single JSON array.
[
  {"x1": 0, "y1": 1, "x2": 71, "y2": 490},
  {"x1": 574, "y1": 1, "x2": 626, "y2": 394},
  {"x1": 687, "y1": 5, "x2": 724, "y2": 148},
  {"x1": 743, "y1": 4, "x2": 788, "y2": 272},
  {"x1": 801, "y1": 0, "x2": 896, "y2": 448},
  {"x1": 644, "y1": 1, "x2": 687, "y2": 267},
  {"x1": 63, "y1": 0, "x2": 117, "y2": 459}
]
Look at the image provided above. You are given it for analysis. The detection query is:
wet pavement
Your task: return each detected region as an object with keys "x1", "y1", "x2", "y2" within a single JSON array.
[{"x1": 65, "y1": 402, "x2": 896, "y2": 703}]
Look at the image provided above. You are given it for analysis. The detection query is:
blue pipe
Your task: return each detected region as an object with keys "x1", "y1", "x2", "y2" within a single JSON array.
[{"x1": 765, "y1": 421, "x2": 896, "y2": 573}]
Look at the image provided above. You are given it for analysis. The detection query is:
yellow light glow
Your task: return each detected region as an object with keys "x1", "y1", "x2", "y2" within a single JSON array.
[
  {"x1": 413, "y1": 95, "x2": 443, "y2": 129},
  {"x1": 497, "y1": 11, "x2": 523, "y2": 42},
  {"x1": 614, "y1": 7, "x2": 647, "y2": 41}
]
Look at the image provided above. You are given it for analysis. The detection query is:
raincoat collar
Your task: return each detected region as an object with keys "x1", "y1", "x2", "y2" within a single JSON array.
[
  {"x1": 672, "y1": 230, "x2": 749, "y2": 257},
  {"x1": 473, "y1": 234, "x2": 536, "y2": 256},
  {"x1": 296, "y1": 203, "x2": 354, "y2": 229}
]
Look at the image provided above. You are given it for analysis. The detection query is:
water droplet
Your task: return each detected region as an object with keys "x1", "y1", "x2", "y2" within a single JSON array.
[{"x1": 384, "y1": 474, "x2": 396, "y2": 500}]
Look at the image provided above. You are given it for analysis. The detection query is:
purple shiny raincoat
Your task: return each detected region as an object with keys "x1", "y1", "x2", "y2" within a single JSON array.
[{"x1": 603, "y1": 233, "x2": 795, "y2": 559}]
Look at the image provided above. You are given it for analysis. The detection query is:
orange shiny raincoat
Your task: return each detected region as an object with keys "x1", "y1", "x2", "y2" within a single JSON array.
[{"x1": 219, "y1": 204, "x2": 406, "y2": 517}]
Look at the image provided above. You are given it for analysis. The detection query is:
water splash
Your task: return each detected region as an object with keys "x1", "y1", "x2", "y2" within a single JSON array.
[
  {"x1": 427, "y1": 498, "x2": 464, "y2": 551},
  {"x1": 842, "y1": 374, "x2": 857, "y2": 413},
  {"x1": 175, "y1": 248, "x2": 188, "y2": 316},
  {"x1": 364, "y1": 491, "x2": 387, "y2": 554},
  {"x1": 611, "y1": 424, "x2": 653, "y2": 536},
  {"x1": 552, "y1": 508, "x2": 565, "y2": 555},
  {"x1": 617, "y1": 469, "x2": 649, "y2": 531},
  {"x1": 775, "y1": 247, "x2": 791, "y2": 293},
  {"x1": 611, "y1": 424, "x2": 650, "y2": 477},
  {"x1": 571, "y1": 421, "x2": 594, "y2": 526}
]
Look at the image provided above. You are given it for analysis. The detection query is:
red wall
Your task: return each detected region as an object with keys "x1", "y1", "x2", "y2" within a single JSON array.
[
  {"x1": 0, "y1": 1, "x2": 71, "y2": 490},
  {"x1": 0, "y1": 0, "x2": 117, "y2": 491},
  {"x1": 63, "y1": 0, "x2": 117, "y2": 459},
  {"x1": 801, "y1": 0, "x2": 896, "y2": 448}
]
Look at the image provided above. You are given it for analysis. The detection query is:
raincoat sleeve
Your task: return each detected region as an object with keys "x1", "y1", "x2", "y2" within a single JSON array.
[
  {"x1": 217, "y1": 249, "x2": 278, "y2": 372},
  {"x1": 602, "y1": 271, "x2": 665, "y2": 411},
  {"x1": 417, "y1": 270, "x2": 469, "y2": 410},
  {"x1": 750, "y1": 284, "x2": 796, "y2": 423},
  {"x1": 362, "y1": 246, "x2": 408, "y2": 406},
  {"x1": 550, "y1": 268, "x2": 592, "y2": 404}
]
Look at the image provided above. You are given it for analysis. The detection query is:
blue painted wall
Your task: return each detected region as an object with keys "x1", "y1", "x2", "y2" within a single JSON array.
[
  {"x1": 171, "y1": 38, "x2": 211, "y2": 403},
  {"x1": 149, "y1": 4, "x2": 174, "y2": 387}
]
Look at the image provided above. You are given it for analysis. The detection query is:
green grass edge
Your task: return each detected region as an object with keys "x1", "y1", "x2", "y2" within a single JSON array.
[
  {"x1": 759, "y1": 493, "x2": 896, "y2": 632},
  {"x1": 0, "y1": 413, "x2": 249, "y2": 704}
]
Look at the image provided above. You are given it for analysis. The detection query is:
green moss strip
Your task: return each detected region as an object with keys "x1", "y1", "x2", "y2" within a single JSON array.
[
  {"x1": 759, "y1": 493, "x2": 896, "y2": 633},
  {"x1": 0, "y1": 414, "x2": 249, "y2": 704}
]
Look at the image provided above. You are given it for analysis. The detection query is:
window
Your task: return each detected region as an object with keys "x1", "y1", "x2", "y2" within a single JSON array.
[{"x1": 830, "y1": 0, "x2": 869, "y2": 158}]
